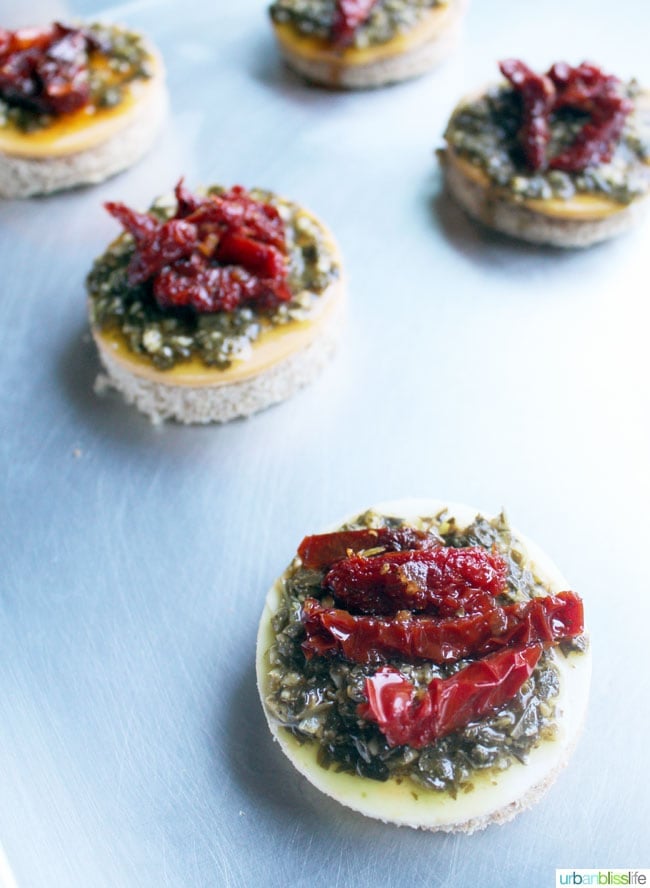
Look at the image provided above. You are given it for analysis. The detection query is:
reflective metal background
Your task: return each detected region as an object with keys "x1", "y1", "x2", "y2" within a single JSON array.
[{"x1": 1, "y1": 0, "x2": 648, "y2": 885}]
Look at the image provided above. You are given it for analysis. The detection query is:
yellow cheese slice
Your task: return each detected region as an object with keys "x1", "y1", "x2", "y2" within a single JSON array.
[
  {"x1": 0, "y1": 52, "x2": 163, "y2": 159},
  {"x1": 92, "y1": 278, "x2": 345, "y2": 388},
  {"x1": 272, "y1": 2, "x2": 457, "y2": 67},
  {"x1": 447, "y1": 150, "x2": 625, "y2": 220}
]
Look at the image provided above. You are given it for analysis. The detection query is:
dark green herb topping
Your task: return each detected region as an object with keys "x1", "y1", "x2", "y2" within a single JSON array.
[
  {"x1": 445, "y1": 81, "x2": 650, "y2": 205},
  {"x1": 265, "y1": 509, "x2": 586, "y2": 794},
  {"x1": 270, "y1": 0, "x2": 445, "y2": 49},
  {"x1": 87, "y1": 188, "x2": 340, "y2": 370}
]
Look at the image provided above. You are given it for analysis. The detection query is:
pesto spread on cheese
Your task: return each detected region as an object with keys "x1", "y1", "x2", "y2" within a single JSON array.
[
  {"x1": 0, "y1": 23, "x2": 152, "y2": 134},
  {"x1": 264, "y1": 509, "x2": 587, "y2": 794},
  {"x1": 445, "y1": 81, "x2": 650, "y2": 205},
  {"x1": 270, "y1": 0, "x2": 447, "y2": 49},
  {"x1": 87, "y1": 188, "x2": 339, "y2": 371}
]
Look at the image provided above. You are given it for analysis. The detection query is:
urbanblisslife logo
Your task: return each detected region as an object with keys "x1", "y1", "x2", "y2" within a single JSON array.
[{"x1": 556, "y1": 871, "x2": 649, "y2": 886}]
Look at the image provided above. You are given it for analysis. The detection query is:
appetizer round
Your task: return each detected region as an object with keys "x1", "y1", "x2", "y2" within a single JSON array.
[
  {"x1": 269, "y1": 0, "x2": 468, "y2": 90},
  {"x1": 440, "y1": 60, "x2": 650, "y2": 247},
  {"x1": 256, "y1": 498, "x2": 591, "y2": 832},
  {"x1": 87, "y1": 180, "x2": 344, "y2": 424},
  {"x1": 0, "y1": 21, "x2": 167, "y2": 198}
]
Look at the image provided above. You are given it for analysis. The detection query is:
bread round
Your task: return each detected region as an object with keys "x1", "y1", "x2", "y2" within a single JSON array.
[
  {"x1": 271, "y1": 0, "x2": 467, "y2": 90},
  {"x1": 92, "y1": 277, "x2": 344, "y2": 424},
  {"x1": 256, "y1": 498, "x2": 591, "y2": 832},
  {"x1": 0, "y1": 47, "x2": 167, "y2": 199},
  {"x1": 90, "y1": 207, "x2": 345, "y2": 425},
  {"x1": 440, "y1": 89, "x2": 650, "y2": 248}
]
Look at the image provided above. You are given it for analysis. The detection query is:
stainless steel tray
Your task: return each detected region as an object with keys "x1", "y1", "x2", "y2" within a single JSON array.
[{"x1": 1, "y1": 0, "x2": 648, "y2": 884}]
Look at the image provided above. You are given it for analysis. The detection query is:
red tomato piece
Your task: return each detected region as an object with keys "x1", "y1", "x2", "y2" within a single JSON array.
[
  {"x1": 359, "y1": 644, "x2": 543, "y2": 748},
  {"x1": 301, "y1": 591, "x2": 583, "y2": 663},
  {"x1": 324, "y1": 546, "x2": 508, "y2": 616}
]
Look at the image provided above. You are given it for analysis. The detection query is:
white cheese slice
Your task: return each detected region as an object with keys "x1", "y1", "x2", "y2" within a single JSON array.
[{"x1": 256, "y1": 498, "x2": 592, "y2": 832}]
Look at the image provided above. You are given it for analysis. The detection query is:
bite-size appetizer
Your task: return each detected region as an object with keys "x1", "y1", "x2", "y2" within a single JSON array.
[
  {"x1": 440, "y1": 60, "x2": 650, "y2": 246},
  {"x1": 0, "y1": 21, "x2": 167, "y2": 197},
  {"x1": 269, "y1": 0, "x2": 468, "y2": 89},
  {"x1": 87, "y1": 180, "x2": 344, "y2": 423},
  {"x1": 257, "y1": 499, "x2": 591, "y2": 832}
]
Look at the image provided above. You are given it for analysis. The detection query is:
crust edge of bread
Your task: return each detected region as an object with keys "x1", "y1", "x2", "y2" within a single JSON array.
[
  {"x1": 92, "y1": 273, "x2": 344, "y2": 424},
  {"x1": 0, "y1": 76, "x2": 167, "y2": 199},
  {"x1": 440, "y1": 145, "x2": 650, "y2": 248}
]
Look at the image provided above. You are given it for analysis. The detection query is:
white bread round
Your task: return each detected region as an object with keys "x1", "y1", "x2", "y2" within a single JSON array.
[
  {"x1": 441, "y1": 86, "x2": 650, "y2": 248},
  {"x1": 0, "y1": 62, "x2": 167, "y2": 199},
  {"x1": 272, "y1": 0, "x2": 467, "y2": 90},
  {"x1": 441, "y1": 147, "x2": 650, "y2": 248},
  {"x1": 256, "y1": 498, "x2": 591, "y2": 833},
  {"x1": 92, "y1": 283, "x2": 343, "y2": 425}
]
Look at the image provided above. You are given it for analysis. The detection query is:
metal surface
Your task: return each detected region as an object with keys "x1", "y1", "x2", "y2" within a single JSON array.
[{"x1": 1, "y1": 1, "x2": 649, "y2": 885}]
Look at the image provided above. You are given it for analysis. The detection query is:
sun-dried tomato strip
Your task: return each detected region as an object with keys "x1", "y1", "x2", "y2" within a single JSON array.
[
  {"x1": 216, "y1": 230, "x2": 287, "y2": 280},
  {"x1": 297, "y1": 527, "x2": 439, "y2": 571},
  {"x1": 104, "y1": 201, "x2": 158, "y2": 244},
  {"x1": 331, "y1": 0, "x2": 380, "y2": 47},
  {"x1": 186, "y1": 186, "x2": 286, "y2": 252},
  {"x1": 0, "y1": 23, "x2": 93, "y2": 116},
  {"x1": 359, "y1": 644, "x2": 543, "y2": 748},
  {"x1": 500, "y1": 59, "x2": 555, "y2": 170},
  {"x1": 548, "y1": 63, "x2": 633, "y2": 171},
  {"x1": 324, "y1": 547, "x2": 508, "y2": 616},
  {"x1": 301, "y1": 591, "x2": 583, "y2": 663},
  {"x1": 104, "y1": 203, "x2": 194, "y2": 295},
  {"x1": 499, "y1": 58, "x2": 633, "y2": 172},
  {"x1": 105, "y1": 182, "x2": 292, "y2": 314}
]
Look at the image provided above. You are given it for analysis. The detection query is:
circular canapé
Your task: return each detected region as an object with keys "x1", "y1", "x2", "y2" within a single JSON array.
[
  {"x1": 256, "y1": 498, "x2": 591, "y2": 832},
  {"x1": 0, "y1": 22, "x2": 167, "y2": 197},
  {"x1": 269, "y1": 0, "x2": 468, "y2": 89},
  {"x1": 440, "y1": 60, "x2": 650, "y2": 247},
  {"x1": 87, "y1": 182, "x2": 344, "y2": 424}
]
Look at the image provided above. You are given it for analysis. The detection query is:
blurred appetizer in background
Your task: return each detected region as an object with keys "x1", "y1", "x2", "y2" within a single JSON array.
[
  {"x1": 0, "y1": 21, "x2": 167, "y2": 198},
  {"x1": 440, "y1": 60, "x2": 650, "y2": 247},
  {"x1": 87, "y1": 180, "x2": 344, "y2": 424},
  {"x1": 269, "y1": 0, "x2": 468, "y2": 89},
  {"x1": 257, "y1": 499, "x2": 591, "y2": 832}
]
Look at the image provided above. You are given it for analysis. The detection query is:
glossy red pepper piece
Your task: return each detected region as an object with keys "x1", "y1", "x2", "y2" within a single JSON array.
[
  {"x1": 331, "y1": 0, "x2": 380, "y2": 47},
  {"x1": 324, "y1": 546, "x2": 508, "y2": 616},
  {"x1": 359, "y1": 644, "x2": 543, "y2": 748},
  {"x1": 302, "y1": 591, "x2": 583, "y2": 663},
  {"x1": 105, "y1": 182, "x2": 292, "y2": 314},
  {"x1": 297, "y1": 527, "x2": 439, "y2": 571}
]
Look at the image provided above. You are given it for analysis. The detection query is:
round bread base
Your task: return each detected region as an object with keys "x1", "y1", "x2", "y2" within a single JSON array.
[
  {"x1": 274, "y1": 1, "x2": 466, "y2": 90},
  {"x1": 441, "y1": 148, "x2": 649, "y2": 248},
  {"x1": 256, "y1": 498, "x2": 592, "y2": 832},
  {"x1": 0, "y1": 79, "x2": 168, "y2": 199},
  {"x1": 94, "y1": 311, "x2": 341, "y2": 425}
]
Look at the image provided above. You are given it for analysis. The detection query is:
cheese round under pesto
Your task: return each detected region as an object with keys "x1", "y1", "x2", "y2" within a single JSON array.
[
  {"x1": 269, "y1": 0, "x2": 448, "y2": 49},
  {"x1": 444, "y1": 81, "x2": 650, "y2": 209},
  {"x1": 88, "y1": 188, "x2": 342, "y2": 373},
  {"x1": 256, "y1": 499, "x2": 591, "y2": 832},
  {"x1": 88, "y1": 187, "x2": 344, "y2": 423},
  {"x1": 269, "y1": 0, "x2": 466, "y2": 89},
  {"x1": 0, "y1": 23, "x2": 162, "y2": 160}
]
